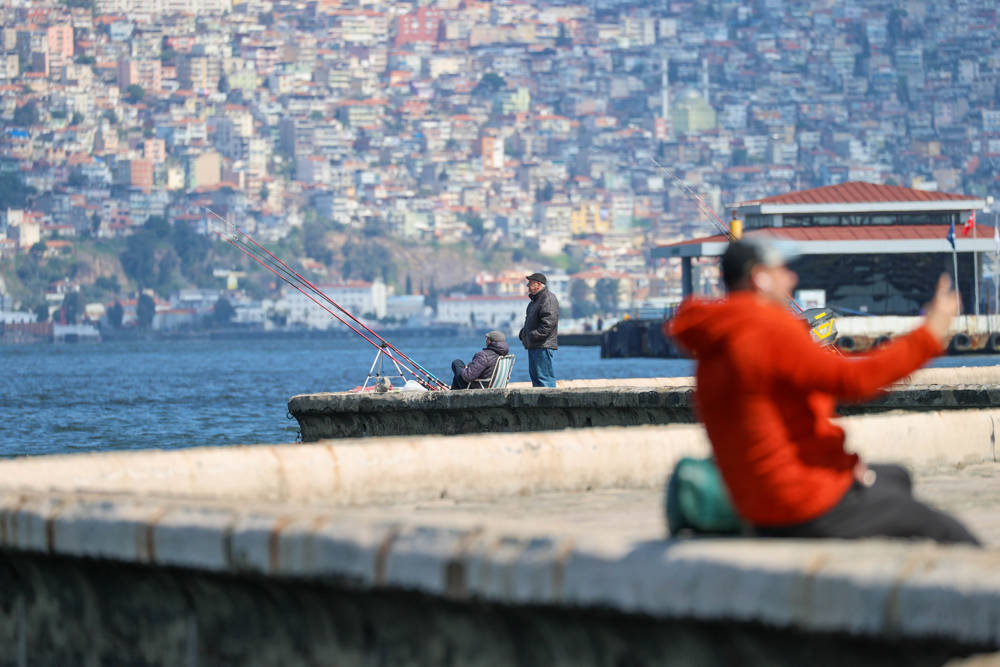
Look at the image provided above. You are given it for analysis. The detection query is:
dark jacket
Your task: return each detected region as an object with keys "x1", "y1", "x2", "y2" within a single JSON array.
[
  {"x1": 460, "y1": 340, "x2": 509, "y2": 384},
  {"x1": 519, "y1": 287, "x2": 559, "y2": 350}
]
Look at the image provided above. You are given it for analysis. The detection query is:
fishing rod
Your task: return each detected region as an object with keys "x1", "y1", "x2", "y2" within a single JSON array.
[
  {"x1": 648, "y1": 157, "x2": 809, "y2": 314},
  {"x1": 648, "y1": 159, "x2": 846, "y2": 350},
  {"x1": 203, "y1": 208, "x2": 450, "y2": 390},
  {"x1": 650, "y1": 157, "x2": 735, "y2": 241}
]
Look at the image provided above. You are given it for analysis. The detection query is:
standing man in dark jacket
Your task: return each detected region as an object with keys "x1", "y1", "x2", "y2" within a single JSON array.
[
  {"x1": 451, "y1": 331, "x2": 509, "y2": 389},
  {"x1": 518, "y1": 272, "x2": 559, "y2": 387}
]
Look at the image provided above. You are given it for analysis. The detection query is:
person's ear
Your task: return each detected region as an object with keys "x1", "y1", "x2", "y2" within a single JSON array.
[{"x1": 753, "y1": 270, "x2": 772, "y2": 291}]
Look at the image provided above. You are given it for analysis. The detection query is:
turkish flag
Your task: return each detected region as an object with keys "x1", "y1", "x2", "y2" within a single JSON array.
[{"x1": 961, "y1": 210, "x2": 976, "y2": 236}]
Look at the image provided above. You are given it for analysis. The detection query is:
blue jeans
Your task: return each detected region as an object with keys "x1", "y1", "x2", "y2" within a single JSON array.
[{"x1": 528, "y1": 348, "x2": 556, "y2": 387}]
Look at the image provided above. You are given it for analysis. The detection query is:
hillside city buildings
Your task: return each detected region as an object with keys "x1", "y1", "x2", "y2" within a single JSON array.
[{"x1": 1, "y1": 0, "x2": 1000, "y2": 331}]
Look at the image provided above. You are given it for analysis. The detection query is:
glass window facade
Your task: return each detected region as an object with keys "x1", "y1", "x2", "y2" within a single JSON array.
[
  {"x1": 789, "y1": 252, "x2": 977, "y2": 315},
  {"x1": 781, "y1": 211, "x2": 959, "y2": 227}
]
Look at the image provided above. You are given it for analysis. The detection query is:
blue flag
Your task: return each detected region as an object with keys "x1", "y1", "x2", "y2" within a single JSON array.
[{"x1": 947, "y1": 219, "x2": 956, "y2": 250}]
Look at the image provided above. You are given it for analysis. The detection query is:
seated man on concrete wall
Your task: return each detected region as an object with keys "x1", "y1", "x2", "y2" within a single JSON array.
[
  {"x1": 669, "y1": 237, "x2": 980, "y2": 545},
  {"x1": 451, "y1": 330, "x2": 509, "y2": 390}
]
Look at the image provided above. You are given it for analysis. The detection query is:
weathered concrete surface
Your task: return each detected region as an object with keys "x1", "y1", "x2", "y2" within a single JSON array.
[
  {"x1": 3, "y1": 410, "x2": 998, "y2": 506},
  {"x1": 289, "y1": 385, "x2": 697, "y2": 441},
  {"x1": 0, "y1": 467, "x2": 998, "y2": 664},
  {"x1": 512, "y1": 366, "x2": 1000, "y2": 389},
  {"x1": 1, "y1": 551, "x2": 984, "y2": 667},
  {"x1": 289, "y1": 372, "x2": 1000, "y2": 440},
  {"x1": 3, "y1": 393, "x2": 1000, "y2": 663}
]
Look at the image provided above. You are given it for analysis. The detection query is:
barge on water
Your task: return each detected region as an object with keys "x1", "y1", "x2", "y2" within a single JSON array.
[{"x1": 601, "y1": 314, "x2": 1000, "y2": 358}]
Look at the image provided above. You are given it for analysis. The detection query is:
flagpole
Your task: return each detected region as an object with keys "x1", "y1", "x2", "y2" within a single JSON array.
[
  {"x1": 994, "y1": 208, "x2": 999, "y2": 323},
  {"x1": 948, "y1": 217, "x2": 960, "y2": 316},
  {"x1": 974, "y1": 218, "x2": 980, "y2": 317},
  {"x1": 953, "y1": 248, "x2": 960, "y2": 316}
]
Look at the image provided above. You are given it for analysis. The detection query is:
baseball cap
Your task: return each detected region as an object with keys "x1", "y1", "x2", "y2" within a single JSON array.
[{"x1": 721, "y1": 236, "x2": 800, "y2": 290}]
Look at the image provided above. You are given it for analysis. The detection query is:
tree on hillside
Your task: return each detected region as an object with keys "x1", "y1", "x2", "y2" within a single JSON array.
[
  {"x1": 570, "y1": 279, "x2": 597, "y2": 318},
  {"x1": 536, "y1": 181, "x2": 554, "y2": 203},
  {"x1": 12, "y1": 102, "x2": 38, "y2": 127},
  {"x1": 0, "y1": 172, "x2": 36, "y2": 209},
  {"x1": 474, "y1": 72, "x2": 506, "y2": 96},
  {"x1": 213, "y1": 297, "x2": 235, "y2": 326},
  {"x1": 595, "y1": 278, "x2": 619, "y2": 313},
  {"x1": 62, "y1": 292, "x2": 83, "y2": 324},
  {"x1": 126, "y1": 84, "x2": 145, "y2": 103},
  {"x1": 107, "y1": 301, "x2": 123, "y2": 328},
  {"x1": 137, "y1": 293, "x2": 155, "y2": 328},
  {"x1": 144, "y1": 215, "x2": 170, "y2": 239},
  {"x1": 120, "y1": 233, "x2": 158, "y2": 287},
  {"x1": 172, "y1": 219, "x2": 212, "y2": 277},
  {"x1": 34, "y1": 303, "x2": 49, "y2": 323}
]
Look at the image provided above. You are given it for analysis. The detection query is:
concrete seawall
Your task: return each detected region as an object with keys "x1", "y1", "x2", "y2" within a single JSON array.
[
  {"x1": 5, "y1": 370, "x2": 1000, "y2": 663},
  {"x1": 5, "y1": 410, "x2": 998, "y2": 506},
  {"x1": 0, "y1": 409, "x2": 999, "y2": 663},
  {"x1": 289, "y1": 366, "x2": 1000, "y2": 441}
]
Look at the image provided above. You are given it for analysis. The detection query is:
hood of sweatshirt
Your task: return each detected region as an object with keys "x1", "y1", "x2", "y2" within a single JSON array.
[
  {"x1": 486, "y1": 340, "x2": 509, "y2": 356},
  {"x1": 669, "y1": 292, "x2": 769, "y2": 358}
]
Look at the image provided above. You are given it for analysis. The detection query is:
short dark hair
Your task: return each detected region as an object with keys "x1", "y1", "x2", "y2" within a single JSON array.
[
  {"x1": 721, "y1": 240, "x2": 762, "y2": 291},
  {"x1": 720, "y1": 237, "x2": 799, "y2": 291}
]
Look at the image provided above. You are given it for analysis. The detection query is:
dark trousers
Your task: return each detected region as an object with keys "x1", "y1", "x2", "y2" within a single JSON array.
[
  {"x1": 754, "y1": 464, "x2": 981, "y2": 545},
  {"x1": 451, "y1": 359, "x2": 469, "y2": 390}
]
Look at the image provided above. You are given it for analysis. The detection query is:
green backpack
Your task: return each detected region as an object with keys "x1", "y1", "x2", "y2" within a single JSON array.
[{"x1": 665, "y1": 457, "x2": 743, "y2": 535}]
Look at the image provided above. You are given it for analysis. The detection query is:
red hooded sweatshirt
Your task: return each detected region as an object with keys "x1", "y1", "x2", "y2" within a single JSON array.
[{"x1": 669, "y1": 292, "x2": 942, "y2": 526}]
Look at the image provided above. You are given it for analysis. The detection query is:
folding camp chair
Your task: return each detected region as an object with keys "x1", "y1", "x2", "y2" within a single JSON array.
[{"x1": 471, "y1": 354, "x2": 516, "y2": 389}]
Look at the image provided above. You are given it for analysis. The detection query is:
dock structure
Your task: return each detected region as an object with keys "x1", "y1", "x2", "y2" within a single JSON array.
[
  {"x1": 601, "y1": 315, "x2": 1000, "y2": 358},
  {"x1": 2, "y1": 371, "x2": 1000, "y2": 663},
  {"x1": 288, "y1": 366, "x2": 1000, "y2": 441}
]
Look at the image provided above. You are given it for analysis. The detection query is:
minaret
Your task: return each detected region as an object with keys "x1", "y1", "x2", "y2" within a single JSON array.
[
  {"x1": 702, "y1": 58, "x2": 709, "y2": 106},
  {"x1": 660, "y1": 55, "x2": 672, "y2": 140},
  {"x1": 661, "y1": 56, "x2": 670, "y2": 118}
]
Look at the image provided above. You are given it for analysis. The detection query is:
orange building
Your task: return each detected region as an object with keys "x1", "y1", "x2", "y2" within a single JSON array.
[{"x1": 130, "y1": 159, "x2": 153, "y2": 191}]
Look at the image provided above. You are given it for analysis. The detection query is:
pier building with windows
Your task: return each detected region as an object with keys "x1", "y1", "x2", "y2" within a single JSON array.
[{"x1": 654, "y1": 182, "x2": 990, "y2": 315}]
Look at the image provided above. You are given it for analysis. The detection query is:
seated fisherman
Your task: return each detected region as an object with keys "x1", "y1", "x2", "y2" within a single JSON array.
[
  {"x1": 451, "y1": 330, "x2": 509, "y2": 390},
  {"x1": 669, "y1": 236, "x2": 980, "y2": 545}
]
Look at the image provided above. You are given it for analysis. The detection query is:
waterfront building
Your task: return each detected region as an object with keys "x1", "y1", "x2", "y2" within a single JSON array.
[
  {"x1": 277, "y1": 280, "x2": 387, "y2": 329},
  {"x1": 436, "y1": 295, "x2": 524, "y2": 329},
  {"x1": 654, "y1": 182, "x2": 989, "y2": 316}
]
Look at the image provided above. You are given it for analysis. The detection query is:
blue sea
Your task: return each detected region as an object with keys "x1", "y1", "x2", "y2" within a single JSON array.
[
  {"x1": 3, "y1": 335, "x2": 998, "y2": 459},
  {"x1": 0, "y1": 334, "x2": 693, "y2": 458}
]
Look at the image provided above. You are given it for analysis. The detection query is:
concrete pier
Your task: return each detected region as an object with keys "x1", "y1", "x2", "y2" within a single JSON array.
[
  {"x1": 601, "y1": 315, "x2": 1000, "y2": 357},
  {"x1": 288, "y1": 366, "x2": 1000, "y2": 441},
  {"x1": 1, "y1": 402, "x2": 1000, "y2": 663}
]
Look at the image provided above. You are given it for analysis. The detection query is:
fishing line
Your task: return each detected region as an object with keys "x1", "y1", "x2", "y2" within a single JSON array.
[
  {"x1": 647, "y1": 158, "x2": 811, "y2": 315},
  {"x1": 203, "y1": 209, "x2": 449, "y2": 390},
  {"x1": 206, "y1": 208, "x2": 448, "y2": 387}
]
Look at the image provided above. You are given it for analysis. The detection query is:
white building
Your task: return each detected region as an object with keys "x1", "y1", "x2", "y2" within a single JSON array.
[
  {"x1": 0, "y1": 311, "x2": 35, "y2": 324},
  {"x1": 436, "y1": 295, "x2": 525, "y2": 328},
  {"x1": 277, "y1": 280, "x2": 387, "y2": 329}
]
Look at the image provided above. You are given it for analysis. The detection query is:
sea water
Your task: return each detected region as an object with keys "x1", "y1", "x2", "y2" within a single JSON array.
[
  {"x1": 2, "y1": 335, "x2": 997, "y2": 458},
  {"x1": 0, "y1": 334, "x2": 694, "y2": 457}
]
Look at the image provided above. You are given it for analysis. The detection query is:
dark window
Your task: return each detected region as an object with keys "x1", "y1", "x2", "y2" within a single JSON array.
[
  {"x1": 790, "y1": 252, "x2": 976, "y2": 315},
  {"x1": 765, "y1": 211, "x2": 961, "y2": 227}
]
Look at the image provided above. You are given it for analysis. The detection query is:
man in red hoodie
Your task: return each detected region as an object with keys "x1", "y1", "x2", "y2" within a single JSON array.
[{"x1": 669, "y1": 237, "x2": 979, "y2": 544}]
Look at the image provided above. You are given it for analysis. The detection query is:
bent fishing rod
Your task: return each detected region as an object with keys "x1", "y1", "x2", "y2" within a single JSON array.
[
  {"x1": 648, "y1": 157, "x2": 809, "y2": 315},
  {"x1": 203, "y1": 208, "x2": 449, "y2": 390},
  {"x1": 649, "y1": 159, "x2": 844, "y2": 350}
]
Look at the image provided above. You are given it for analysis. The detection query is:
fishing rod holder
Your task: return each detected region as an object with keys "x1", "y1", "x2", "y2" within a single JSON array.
[{"x1": 363, "y1": 343, "x2": 408, "y2": 392}]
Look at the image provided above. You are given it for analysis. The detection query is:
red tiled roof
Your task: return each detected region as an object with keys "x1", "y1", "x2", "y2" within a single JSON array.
[
  {"x1": 743, "y1": 182, "x2": 973, "y2": 206},
  {"x1": 664, "y1": 224, "x2": 991, "y2": 247}
]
